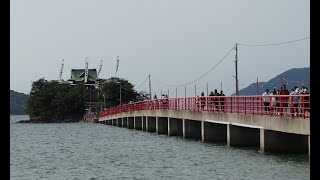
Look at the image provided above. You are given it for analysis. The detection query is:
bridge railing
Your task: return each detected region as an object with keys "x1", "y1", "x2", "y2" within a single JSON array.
[{"x1": 99, "y1": 94, "x2": 310, "y2": 119}]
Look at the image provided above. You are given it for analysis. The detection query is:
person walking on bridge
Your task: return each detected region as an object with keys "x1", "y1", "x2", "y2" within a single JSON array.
[
  {"x1": 290, "y1": 86, "x2": 300, "y2": 116},
  {"x1": 220, "y1": 90, "x2": 226, "y2": 112},
  {"x1": 270, "y1": 89, "x2": 278, "y2": 115},
  {"x1": 262, "y1": 89, "x2": 270, "y2": 114},
  {"x1": 214, "y1": 89, "x2": 220, "y2": 112},
  {"x1": 278, "y1": 85, "x2": 289, "y2": 116},
  {"x1": 208, "y1": 91, "x2": 215, "y2": 111},
  {"x1": 200, "y1": 92, "x2": 205, "y2": 110},
  {"x1": 195, "y1": 95, "x2": 200, "y2": 110}
]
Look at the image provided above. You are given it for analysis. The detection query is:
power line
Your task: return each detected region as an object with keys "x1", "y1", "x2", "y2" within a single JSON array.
[
  {"x1": 153, "y1": 44, "x2": 236, "y2": 87},
  {"x1": 120, "y1": 85, "x2": 132, "y2": 91},
  {"x1": 238, "y1": 37, "x2": 309, "y2": 47},
  {"x1": 135, "y1": 75, "x2": 149, "y2": 90}
]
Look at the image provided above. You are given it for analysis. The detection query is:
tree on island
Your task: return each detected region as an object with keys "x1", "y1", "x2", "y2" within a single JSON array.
[
  {"x1": 25, "y1": 78, "x2": 89, "y2": 122},
  {"x1": 97, "y1": 78, "x2": 144, "y2": 108},
  {"x1": 25, "y1": 78, "x2": 146, "y2": 122}
]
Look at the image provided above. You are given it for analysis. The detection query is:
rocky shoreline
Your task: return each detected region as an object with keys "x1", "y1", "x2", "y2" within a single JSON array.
[{"x1": 15, "y1": 115, "x2": 84, "y2": 123}]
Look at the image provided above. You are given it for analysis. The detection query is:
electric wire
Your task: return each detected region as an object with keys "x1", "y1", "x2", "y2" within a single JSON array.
[
  {"x1": 153, "y1": 44, "x2": 236, "y2": 87},
  {"x1": 135, "y1": 75, "x2": 149, "y2": 90},
  {"x1": 238, "y1": 37, "x2": 309, "y2": 47},
  {"x1": 120, "y1": 85, "x2": 132, "y2": 91}
]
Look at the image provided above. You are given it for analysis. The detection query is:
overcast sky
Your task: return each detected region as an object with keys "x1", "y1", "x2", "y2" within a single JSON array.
[{"x1": 10, "y1": 0, "x2": 310, "y2": 96}]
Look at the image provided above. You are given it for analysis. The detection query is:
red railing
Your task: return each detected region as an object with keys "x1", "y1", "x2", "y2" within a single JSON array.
[{"x1": 99, "y1": 94, "x2": 310, "y2": 119}]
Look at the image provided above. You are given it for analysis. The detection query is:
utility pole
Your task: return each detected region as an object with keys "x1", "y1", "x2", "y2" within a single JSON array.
[
  {"x1": 176, "y1": 88, "x2": 177, "y2": 97},
  {"x1": 206, "y1": 82, "x2": 208, "y2": 96},
  {"x1": 103, "y1": 94, "x2": 106, "y2": 109},
  {"x1": 120, "y1": 85, "x2": 122, "y2": 105},
  {"x1": 235, "y1": 43, "x2": 239, "y2": 95},
  {"x1": 256, "y1": 77, "x2": 259, "y2": 95},
  {"x1": 221, "y1": 82, "x2": 222, "y2": 92},
  {"x1": 148, "y1": 74, "x2": 152, "y2": 99}
]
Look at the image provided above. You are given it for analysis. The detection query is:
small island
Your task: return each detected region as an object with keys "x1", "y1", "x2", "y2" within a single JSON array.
[{"x1": 19, "y1": 67, "x2": 149, "y2": 123}]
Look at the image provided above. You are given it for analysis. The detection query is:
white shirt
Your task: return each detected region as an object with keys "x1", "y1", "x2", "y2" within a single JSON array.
[{"x1": 262, "y1": 92, "x2": 270, "y2": 102}]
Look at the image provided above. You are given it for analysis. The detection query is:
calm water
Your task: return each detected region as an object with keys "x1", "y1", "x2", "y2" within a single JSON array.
[{"x1": 10, "y1": 115, "x2": 310, "y2": 180}]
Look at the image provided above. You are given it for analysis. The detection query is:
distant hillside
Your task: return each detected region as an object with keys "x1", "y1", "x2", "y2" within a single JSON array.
[
  {"x1": 238, "y1": 67, "x2": 310, "y2": 95},
  {"x1": 10, "y1": 90, "x2": 29, "y2": 115}
]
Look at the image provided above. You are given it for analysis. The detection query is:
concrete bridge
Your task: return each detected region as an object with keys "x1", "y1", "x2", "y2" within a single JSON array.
[{"x1": 98, "y1": 95, "x2": 310, "y2": 155}]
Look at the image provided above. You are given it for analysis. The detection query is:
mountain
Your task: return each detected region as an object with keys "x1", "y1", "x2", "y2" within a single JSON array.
[
  {"x1": 238, "y1": 67, "x2": 310, "y2": 95},
  {"x1": 10, "y1": 90, "x2": 29, "y2": 115}
]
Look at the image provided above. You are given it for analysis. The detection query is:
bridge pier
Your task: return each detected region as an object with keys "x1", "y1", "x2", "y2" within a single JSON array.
[
  {"x1": 168, "y1": 118, "x2": 183, "y2": 136},
  {"x1": 157, "y1": 117, "x2": 168, "y2": 135},
  {"x1": 117, "y1": 118, "x2": 122, "y2": 127},
  {"x1": 261, "y1": 129, "x2": 308, "y2": 153},
  {"x1": 201, "y1": 121, "x2": 227, "y2": 143},
  {"x1": 147, "y1": 116, "x2": 156, "y2": 133},
  {"x1": 183, "y1": 119, "x2": 201, "y2": 140},
  {"x1": 135, "y1": 116, "x2": 142, "y2": 130},
  {"x1": 98, "y1": 107, "x2": 309, "y2": 157},
  {"x1": 128, "y1": 117, "x2": 134, "y2": 129},
  {"x1": 121, "y1": 117, "x2": 124, "y2": 127},
  {"x1": 228, "y1": 125, "x2": 260, "y2": 147}
]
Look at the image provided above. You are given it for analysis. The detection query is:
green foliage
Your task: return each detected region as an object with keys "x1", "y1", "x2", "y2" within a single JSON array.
[
  {"x1": 25, "y1": 77, "x2": 146, "y2": 121},
  {"x1": 98, "y1": 78, "x2": 140, "y2": 108},
  {"x1": 25, "y1": 78, "x2": 89, "y2": 122},
  {"x1": 10, "y1": 90, "x2": 29, "y2": 115}
]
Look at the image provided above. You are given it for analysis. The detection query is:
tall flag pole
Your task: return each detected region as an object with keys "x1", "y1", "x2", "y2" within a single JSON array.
[
  {"x1": 115, "y1": 56, "x2": 120, "y2": 77},
  {"x1": 84, "y1": 57, "x2": 89, "y2": 83}
]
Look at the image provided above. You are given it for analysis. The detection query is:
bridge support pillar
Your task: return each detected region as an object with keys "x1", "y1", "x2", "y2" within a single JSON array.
[
  {"x1": 128, "y1": 117, "x2": 134, "y2": 129},
  {"x1": 147, "y1": 116, "x2": 156, "y2": 133},
  {"x1": 309, "y1": 136, "x2": 310, "y2": 159},
  {"x1": 260, "y1": 129, "x2": 265, "y2": 152},
  {"x1": 262, "y1": 130, "x2": 308, "y2": 153},
  {"x1": 184, "y1": 119, "x2": 201, "y2": 140},
  {"x1": 117, "y1": 118, "x2": 122, "y2": 127},
  {"x1": 202, "y1": 121, "x2": 227, "y2": 143},
  {"x1": 228, "y1": 125, "x2": 260, "y2": 147},
  {"x1": 134, "y1": 117, "x2": 136, "y2": 129},
  {"x1": 135, "y1": 116, "x2": 142, "y2": 130},
  {"x1": 157, "y1": 117, "x2": 168, "y2": 135},
  {"x1": 121, "y1": 117, "x2": 124, "y2": 127},
  {"x1": 156, "y1": 117, "x2": 158, "y2": 133},
  {"x1": 168, "y1": 118, "x2": 183, "y2": 136}
]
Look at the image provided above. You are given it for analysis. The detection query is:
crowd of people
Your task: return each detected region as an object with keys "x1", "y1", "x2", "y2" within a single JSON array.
[
  {"x1": 195, "y1": 89, "x2": 226, "y2": 112},
  {"x1": 262, "y1": 84, "x2": 310, "y2": 117},
  {"x1": 148, "y1": 85, "x2": 309, "y2": 117}
]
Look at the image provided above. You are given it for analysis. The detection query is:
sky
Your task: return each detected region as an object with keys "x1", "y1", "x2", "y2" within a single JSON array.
[{"x1": 10, "y1": 0, "x2": 310, "y2": 96}]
